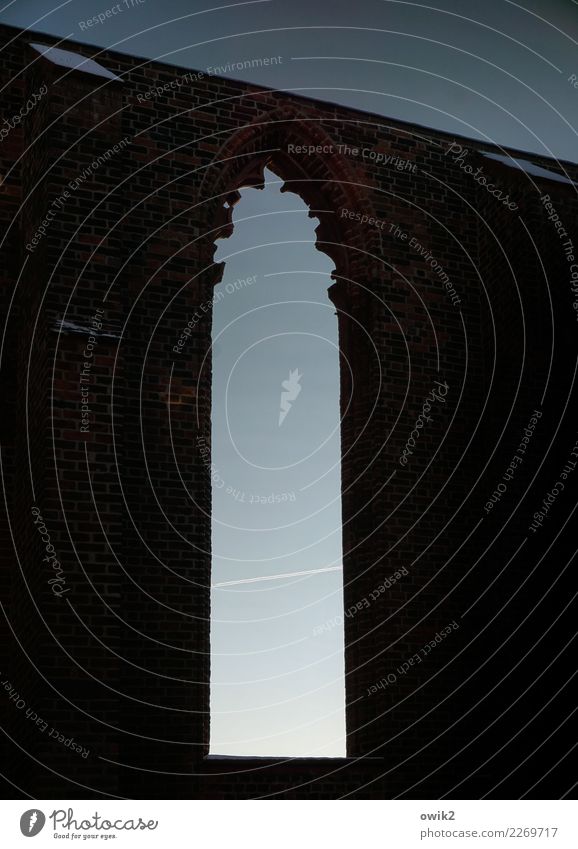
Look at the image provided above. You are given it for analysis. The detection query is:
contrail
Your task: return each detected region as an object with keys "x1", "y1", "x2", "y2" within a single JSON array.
[{"x1": 212, "y1": 565, "x2": 342, "y2": 588}]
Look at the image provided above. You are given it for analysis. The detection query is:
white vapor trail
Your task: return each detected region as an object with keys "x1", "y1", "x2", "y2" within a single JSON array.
[{"x1": 212, "y1": 565, "x2": 342, "y2": 588}]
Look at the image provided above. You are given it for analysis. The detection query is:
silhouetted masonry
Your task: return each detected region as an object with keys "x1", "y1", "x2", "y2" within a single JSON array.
[{"x1": 1, "y1": 25, "x2": 577, "y2": 799}]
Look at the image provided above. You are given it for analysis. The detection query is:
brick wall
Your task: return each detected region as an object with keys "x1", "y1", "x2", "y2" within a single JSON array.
[{"x1": 1, "y1": 24, "x2": 576, "y2": 799}]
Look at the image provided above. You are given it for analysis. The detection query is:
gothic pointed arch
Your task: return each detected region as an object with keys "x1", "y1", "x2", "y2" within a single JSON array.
[{"x1": 198, "y1": 104, "x2": 382, "y2": 304}]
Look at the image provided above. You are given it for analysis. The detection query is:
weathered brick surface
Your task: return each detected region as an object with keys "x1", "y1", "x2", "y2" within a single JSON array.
[{"x1": 1, "y1": 25, "x2": 576, "y2": 799}]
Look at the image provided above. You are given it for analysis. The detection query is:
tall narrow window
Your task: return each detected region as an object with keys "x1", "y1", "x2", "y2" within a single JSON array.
[{"x1": 210, "y1": 168, "x2": 346, "y2": 757}]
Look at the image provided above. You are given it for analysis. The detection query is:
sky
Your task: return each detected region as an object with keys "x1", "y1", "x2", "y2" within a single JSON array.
[
  {"x1": 209, "y1": 171, "x2": 345, "y2": 755},
  {"x1": 1, "y1": 0, "x2": 577, "y2": 160},
  {"x1": 2, "y1": 0, "x2": 577, "y2": 756}
]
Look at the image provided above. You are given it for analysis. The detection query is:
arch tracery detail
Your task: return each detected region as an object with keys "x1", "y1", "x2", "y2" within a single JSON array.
[{"x1": 198, "y1": 104, "x2": 383, "y2": 310}]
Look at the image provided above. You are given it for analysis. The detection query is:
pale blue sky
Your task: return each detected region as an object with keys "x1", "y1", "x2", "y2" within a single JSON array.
[{"x1": 210, "y1": 171, "x2": 346, "y2": 756}]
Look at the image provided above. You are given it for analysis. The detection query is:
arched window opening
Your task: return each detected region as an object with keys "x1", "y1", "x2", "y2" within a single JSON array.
[{"x1": 209, "y1": 167, "x2": 346, "y2": 757}]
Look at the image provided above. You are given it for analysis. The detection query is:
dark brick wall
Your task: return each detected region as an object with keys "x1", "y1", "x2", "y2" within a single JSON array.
[{"x1": 1, "y1": 24, "x2": 576, "y2": 799}]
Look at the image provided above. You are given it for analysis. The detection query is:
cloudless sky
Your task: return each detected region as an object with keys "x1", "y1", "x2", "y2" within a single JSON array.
[
  {"x1": 210, "y1": 171, "x2": 345, "y2": 756},
  {"x1": 1, "y1": 0, "x2": 577, "y2": 160}
]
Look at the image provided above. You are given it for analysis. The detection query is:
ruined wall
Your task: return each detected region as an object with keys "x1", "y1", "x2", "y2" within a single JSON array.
[{"x1": 1, "y1": 25, "x2": 576, "y2": 799}]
